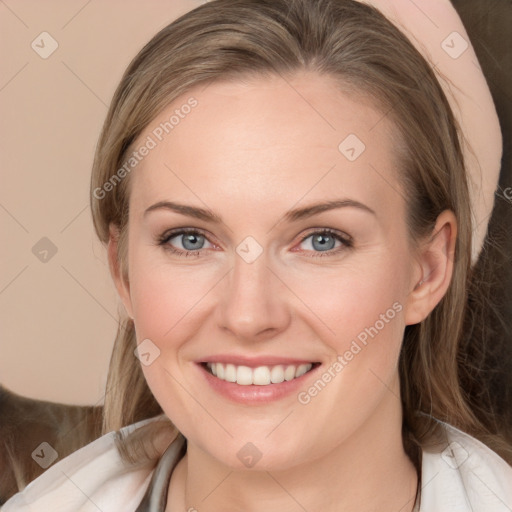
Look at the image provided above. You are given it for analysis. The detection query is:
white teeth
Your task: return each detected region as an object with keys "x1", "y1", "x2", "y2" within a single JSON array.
[
  {"x1": 284, "y1": 365, "x2": 296, "y2": 381},
  {"x1": 225, "y1": 364, "x2": 237, "y2": 383},
  {"x1": 253, "y1": 366, "x2": 271, "y2": 385},
  {"x1": 270, "y1": 365, "x2": 285, "y2": 384},
  {"x1": 236, "y1": 365, "x2": 253, "y2": 385},
  {"x1": 295, "y1": 364, "x2": 310, "y2": 378},
  {"x1": 206, "y1": 362, "x2": 313, "y2": 385}
]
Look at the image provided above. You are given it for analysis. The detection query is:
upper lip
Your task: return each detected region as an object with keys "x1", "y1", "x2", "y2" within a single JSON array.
[{"x1": 198, "y1": 355, "x2": 319, "y2": 368}]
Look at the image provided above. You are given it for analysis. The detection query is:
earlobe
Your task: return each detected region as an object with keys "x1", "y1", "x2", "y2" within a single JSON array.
[
  {"x1": 107, "y1": 224, "x2": 134, "y2": 319},
  {"x1": 404, "y1": 211, "x2": 457, "y2": 326}
]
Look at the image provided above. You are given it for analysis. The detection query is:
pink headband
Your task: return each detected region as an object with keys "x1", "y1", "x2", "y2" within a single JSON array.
[{"x1": 360, "y1": 0, "x2": 502, "y2": 264}]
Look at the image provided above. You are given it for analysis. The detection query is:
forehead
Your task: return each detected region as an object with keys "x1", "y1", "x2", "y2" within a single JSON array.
[{"x1": 128, "y1": 72, "x2": 404, "y2": 218}]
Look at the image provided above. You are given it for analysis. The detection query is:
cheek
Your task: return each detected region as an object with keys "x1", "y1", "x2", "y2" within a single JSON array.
[
  {"x1": 289, "y1": 257, "x2": 408, "y2": 350},
  {"x1": 127, "y1": 245, "x2": 217, "y2": 342},
  {"x1": 288, "y1": 257, "x2": 408, "y2": 415}
]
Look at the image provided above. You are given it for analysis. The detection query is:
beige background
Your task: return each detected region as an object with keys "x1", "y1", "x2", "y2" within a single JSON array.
[{"x1": 0, "y1": 0, "x2": 205, "y2": 405}]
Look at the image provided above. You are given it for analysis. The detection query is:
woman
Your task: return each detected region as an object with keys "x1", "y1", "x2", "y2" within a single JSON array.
[{"x1": 4, "y1": 0, "x2": 511, "y2": 510}]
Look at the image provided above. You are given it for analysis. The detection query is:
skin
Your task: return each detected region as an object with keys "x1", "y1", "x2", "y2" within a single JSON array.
[{"x1": 108, "y1": 72, "x2": 456, "y2": 512}]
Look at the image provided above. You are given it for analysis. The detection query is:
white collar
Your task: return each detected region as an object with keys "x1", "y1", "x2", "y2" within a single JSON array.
[{"x1": 4, "y1": 417, "x2": 511, "y2": 511}]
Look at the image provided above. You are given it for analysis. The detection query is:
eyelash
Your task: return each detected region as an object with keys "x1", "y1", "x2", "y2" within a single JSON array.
[{"x1": 156, "y1": 227, "x2": 353, "y2": 258}]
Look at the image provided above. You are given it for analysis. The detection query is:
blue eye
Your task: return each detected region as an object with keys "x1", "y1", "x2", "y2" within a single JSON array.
[
  {"x1": 157, "y1": 228, "x2": 352, "y2": 258},
  {"x1": 158, "y1": 229, "x2": 213, "y2": 256},
  {"x1": 297, "y1": 229, "x2": 352, "y2": 257},
  {"x1": 175, "y1": 232, "x2": 207, "y2": 251},
  {"x1": 302, "y1": 232, "x2": 338, "y2": 251}
]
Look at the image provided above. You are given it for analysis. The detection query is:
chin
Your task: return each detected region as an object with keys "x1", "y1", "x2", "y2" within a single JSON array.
[{"x1": 191, "y1": 431, "x2": 312, "y2": 472}]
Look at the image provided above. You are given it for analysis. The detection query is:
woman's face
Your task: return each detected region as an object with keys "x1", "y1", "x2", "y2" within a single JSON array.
[{"x1": 115, "y1": 72, "x2": 424, "y2": 470}]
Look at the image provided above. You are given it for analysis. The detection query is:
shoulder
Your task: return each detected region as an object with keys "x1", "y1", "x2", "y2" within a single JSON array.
[
  {"x1": 420, "y1": 420, "x2": 512, "y2": 511},
  {"x1": 1, "y1": 417, "x2": 162, "y2": 512}
]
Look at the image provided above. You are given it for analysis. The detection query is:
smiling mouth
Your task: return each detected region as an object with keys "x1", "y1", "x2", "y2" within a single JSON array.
[{"x1": 202, "y1": 362, "x2": 320, "y2": 386}]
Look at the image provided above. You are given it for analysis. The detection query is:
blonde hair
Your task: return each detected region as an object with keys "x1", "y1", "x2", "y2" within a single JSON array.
[{"x1": 90, "y1": 0, "x2": 512, "y2": 468}]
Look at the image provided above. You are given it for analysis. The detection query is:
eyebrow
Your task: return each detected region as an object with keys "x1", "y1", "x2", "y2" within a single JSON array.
[{"x1": 143, "y1": 199, "x2": 376, "y2": 223}]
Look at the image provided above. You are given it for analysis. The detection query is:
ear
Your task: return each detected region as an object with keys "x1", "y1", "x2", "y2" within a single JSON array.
[
  {"x1": 404, "y1": 210, "x2": 457, "y2": 326},
  {"x1": 107, "y1": 224, "x2": 134, "y2": 319}
]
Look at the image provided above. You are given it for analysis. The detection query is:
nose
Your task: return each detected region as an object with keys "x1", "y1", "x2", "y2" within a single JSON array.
[{"x1": 216, "y1": 248, "x2": 291, "y2": 343}]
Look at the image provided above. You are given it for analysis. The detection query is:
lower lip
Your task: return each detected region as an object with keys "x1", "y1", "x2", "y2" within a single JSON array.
[{"x1": 197, "y1": 363, "x2": 321, "y2": 404}]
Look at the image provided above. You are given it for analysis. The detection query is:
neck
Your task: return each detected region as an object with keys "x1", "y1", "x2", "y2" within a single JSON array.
[{"x1": 167, "y1": 377, "x2": 419, "y2": 512}]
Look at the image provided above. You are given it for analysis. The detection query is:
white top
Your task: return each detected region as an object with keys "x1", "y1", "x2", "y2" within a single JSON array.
[{"x1": 3, "y1": 417, "x2": 512, "y2": 511}]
